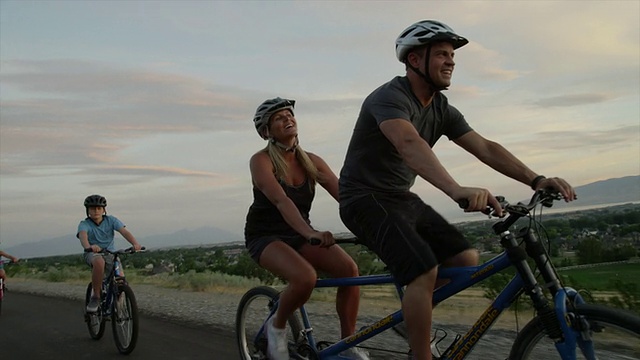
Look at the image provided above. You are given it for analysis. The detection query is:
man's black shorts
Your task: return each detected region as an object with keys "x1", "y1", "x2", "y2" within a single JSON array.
[{"x1": 340, "y1": 191, "x2": 471, "y2": 286}]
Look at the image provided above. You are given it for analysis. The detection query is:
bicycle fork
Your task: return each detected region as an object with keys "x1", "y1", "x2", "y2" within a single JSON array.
[{"x1": 514, "y1": 227, "x2": 595, "y2": 360}]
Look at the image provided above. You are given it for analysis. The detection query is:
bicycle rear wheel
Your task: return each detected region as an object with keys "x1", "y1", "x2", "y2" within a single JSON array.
[
  {"x1": 111, "y1": 283, "x2": 139, "y2": 354},
  {"x1": 84, "y1": 283, "x2": 105, "y2": 339},
  {"x1": 509, "y1": 304, "x2": 640, "y2": 359},
  {"x1": 236, "y1": 286, "x2": 304, "y2": 360}
]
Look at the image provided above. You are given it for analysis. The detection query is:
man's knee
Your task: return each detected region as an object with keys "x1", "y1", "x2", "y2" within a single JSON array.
[
  {"x1": 443, "y1": 248, "x2": 479, "y2": 268},
  {"x1": 407, "y1": 267, "x2": 438, "y2": 290}
]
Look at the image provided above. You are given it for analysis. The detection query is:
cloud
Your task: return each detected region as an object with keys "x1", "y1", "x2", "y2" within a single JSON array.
[
  {"x1": 0, "y1": 60, "x2": 254, "y2": 126},
  {"x1": 534, "y1": 93, "x2": 614, "y2": 107},
  {"x1": 89, "y1": 164, "x2": 219, "y2": 177},
  {"x1": 0, "y1": 1, "x2": 638, "y2": 249}
]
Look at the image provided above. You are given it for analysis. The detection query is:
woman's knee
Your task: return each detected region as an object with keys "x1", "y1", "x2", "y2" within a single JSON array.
[
  {"x1": 289, "y1": 268, "x2": 318, "y2": 291},
  {"x1": 326, "y1": 249, "x2": 360, "y2": 278}
]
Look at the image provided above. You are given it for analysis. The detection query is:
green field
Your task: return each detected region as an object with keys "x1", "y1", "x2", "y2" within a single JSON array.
[{"x1": 558, "y1": 262, "x2": 640, "y2": 292}]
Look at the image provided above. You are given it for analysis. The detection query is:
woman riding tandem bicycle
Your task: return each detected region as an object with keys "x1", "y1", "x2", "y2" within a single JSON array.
[{"x1": 244, "y1": 97, "x2": 369, "y2": 360}]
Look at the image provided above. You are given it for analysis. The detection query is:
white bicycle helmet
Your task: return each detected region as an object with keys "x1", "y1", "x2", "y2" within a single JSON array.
[
  {"x1": 253, "y1": 97, "x2": 295, "y2": 140},
  {"x1": 395, "y1": 20, "x2": 468, "y2": 62}
]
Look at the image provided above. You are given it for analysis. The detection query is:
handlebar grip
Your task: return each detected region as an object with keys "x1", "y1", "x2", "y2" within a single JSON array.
[
  {"x1": 458, "y1": 197, "x2": 503, "y2": 216},
  {"x1": 309, "y1": 238, "x2": 321, "y2": 246},
  {"x1": 457, "y1": 199, "x2": 469, "y2": 209}
]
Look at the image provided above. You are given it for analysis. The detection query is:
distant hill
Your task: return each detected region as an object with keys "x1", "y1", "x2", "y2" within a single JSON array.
[
  {"x1": 6, "y1": 226, "x2": 241, "y2": 259},
  {"x1": 550, "y1": 175, "x2": 639, "y2": 209},
  {"x1": 6, "y1": 175, "x2": 639, "y2": 259}
]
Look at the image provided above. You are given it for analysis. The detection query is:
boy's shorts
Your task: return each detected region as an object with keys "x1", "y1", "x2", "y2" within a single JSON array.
[{"x1": 83, "y1": 252, "x2": 115, "y2": 277}]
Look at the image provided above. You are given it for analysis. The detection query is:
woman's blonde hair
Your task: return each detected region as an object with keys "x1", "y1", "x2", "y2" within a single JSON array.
[{"x1": 264, "y1": 141, "x2": 320, "y2": 186}]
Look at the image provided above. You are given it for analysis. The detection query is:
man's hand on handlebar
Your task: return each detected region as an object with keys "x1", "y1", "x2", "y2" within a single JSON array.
[
  {"x1": 453, "y1": 187, "x2": 503, "y2": 217},
  {"x1": 534, "y1": 177, "x2": 577, "y2": 202}
]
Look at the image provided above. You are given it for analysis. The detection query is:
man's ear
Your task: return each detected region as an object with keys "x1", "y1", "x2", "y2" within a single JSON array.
[{"x1": 407, "y1": 51, "x2": 421, "y2": 68}]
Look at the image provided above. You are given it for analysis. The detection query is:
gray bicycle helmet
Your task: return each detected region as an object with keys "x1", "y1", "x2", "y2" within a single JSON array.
[
  {"x1": 253, "y1": 97, "x2": 295, "y2": 140},
  {"x1": 395, "y1": 20, "x2": 468, "y2": 62},
  {"x1": 84, "y1": 194, "x2": 107, "y2": 208}
]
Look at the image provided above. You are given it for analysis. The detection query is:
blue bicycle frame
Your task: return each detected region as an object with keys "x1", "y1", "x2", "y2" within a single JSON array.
[{"x1": 287, "y1": 250, "x2": 590, "y2": 360}]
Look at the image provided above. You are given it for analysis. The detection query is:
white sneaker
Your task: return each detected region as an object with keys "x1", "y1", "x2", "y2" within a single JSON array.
[
  {"x1": 341, "y1": 346, "x2": 370, "y2": 360},
  {"x1": 266, "y1": 316, "x2": 288, "y2": 360},
  {"x1": 86, "y1": 296, "x2": 100, "y2": 313},
  {"x1": 431, "y1": 342, "x2": 441, "y2": 358}
]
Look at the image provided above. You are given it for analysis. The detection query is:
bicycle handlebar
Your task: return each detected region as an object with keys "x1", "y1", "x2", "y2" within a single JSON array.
[
  {"x1": 83, "y1": 246, "x2": 147, "y2": 254},
  {"x1": 309, "y1": 236, "x2": 360, "y2": 246},
  {"x1": 309, "y1": 190, "x2": 563, "y2": 246},
  {"x1": 458, "y1": 189, "x2": 562, "y2": 217}
]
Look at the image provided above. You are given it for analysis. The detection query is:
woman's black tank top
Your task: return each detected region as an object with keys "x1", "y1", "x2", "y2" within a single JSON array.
[{"x1": 244, "y1": 177, "x2": 315, "y2": 240}]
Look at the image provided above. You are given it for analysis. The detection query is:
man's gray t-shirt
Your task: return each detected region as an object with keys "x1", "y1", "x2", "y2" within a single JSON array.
[{"x1": 339, "y1": 76, "x2": 473, "y2": 204}]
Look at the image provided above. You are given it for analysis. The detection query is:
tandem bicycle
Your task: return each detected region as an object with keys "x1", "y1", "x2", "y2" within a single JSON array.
[{"x1": 236, "y1": 189, "x2": 640, "y2": 359}]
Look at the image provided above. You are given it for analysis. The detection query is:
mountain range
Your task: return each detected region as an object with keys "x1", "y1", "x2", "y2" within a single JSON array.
[{"x1": 5, "y1": 175, "x2": 639, "y2": 259}]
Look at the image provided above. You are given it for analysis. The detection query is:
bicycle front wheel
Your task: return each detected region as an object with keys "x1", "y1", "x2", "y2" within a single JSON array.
[
  {"x1": 236, "y1": 286, "x2": 304, "y2": 360},
  {"x1": 85, "y1": 283, "x2": 105, "y2": 340},
  {"x1": 510, "y1": 303, "x2": 640, "y2": 359},
  {"x1": 111, "y1": 283, "x2": 139, "y2": 354}
]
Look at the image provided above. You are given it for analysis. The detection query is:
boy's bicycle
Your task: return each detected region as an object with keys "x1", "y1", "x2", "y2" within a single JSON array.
[
  {"x1": 0, "y1": 259, "x2": 16, "y2": 316},
  {"x1": 236, "y1": 189, "x2": 640, "y2": 359},
  {"x1": 83, "y1": 247, "x2": 145, "y2": 355}
]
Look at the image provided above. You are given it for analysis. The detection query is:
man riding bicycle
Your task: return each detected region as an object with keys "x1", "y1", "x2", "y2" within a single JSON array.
[{"x1": 338, "y1": 20, "x2": 577, "y2": 360}]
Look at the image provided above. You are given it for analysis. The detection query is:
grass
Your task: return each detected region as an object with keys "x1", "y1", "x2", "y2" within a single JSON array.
[{"x1": 558, "y1": 263, "x2": 640, "y2": 292}]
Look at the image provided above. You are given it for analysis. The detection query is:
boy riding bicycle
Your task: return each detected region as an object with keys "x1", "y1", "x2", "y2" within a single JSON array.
[{"x1": 77, "y1": 194, "x2": 142, "y2": 313}]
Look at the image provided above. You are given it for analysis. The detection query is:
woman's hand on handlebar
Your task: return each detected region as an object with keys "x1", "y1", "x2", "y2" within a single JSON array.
[
  {"x1": 308, "y1": 230, "x2": 336, "y2": 248},
  {"x1": 454, "y1": 187, "x2": 503, "y2": 217}
]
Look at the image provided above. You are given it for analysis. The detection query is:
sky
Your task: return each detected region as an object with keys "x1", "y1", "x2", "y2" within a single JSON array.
[{"x1": 1, "y1": 1, "x2": 639, "y2": 249}]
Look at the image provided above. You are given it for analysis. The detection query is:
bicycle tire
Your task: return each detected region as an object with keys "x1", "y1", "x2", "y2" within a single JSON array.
[
  {"x1": 84, "y1": 282, "x2": 105, "y2": 339},
  {"x1": 111, "y1": 283, "x2": 139, "y2": 354},
  {"x1": 509, "y1": 303, "x2": 640, "y2": 359},
  {"x1": 236, "y1": 286, "x2": 304, "y2": 360}
]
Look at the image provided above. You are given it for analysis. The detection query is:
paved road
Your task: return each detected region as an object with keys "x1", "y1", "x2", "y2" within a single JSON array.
[{"x1": 0, "y1": 292, "x2": 238, "y2": 360}]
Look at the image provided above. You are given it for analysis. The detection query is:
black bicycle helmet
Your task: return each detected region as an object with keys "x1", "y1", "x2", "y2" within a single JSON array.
[
  {"x1": 395, "y1": 20, "x2": 468, "y2": 62},
  {"x1": 253, "y1": 97, "x2": 295, "y2": 140},
  {"x1": 84, "y1": 194, "x2": 107, "y2": 208}
]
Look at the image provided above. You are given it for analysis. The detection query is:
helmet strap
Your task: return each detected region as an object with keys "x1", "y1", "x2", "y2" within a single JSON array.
[
  {"x1": 270, "y1": 135, "x2": 298, "y2": 152},
  {"x1": 407, "y1": 45, "x2": 448, "y2": 92}
]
